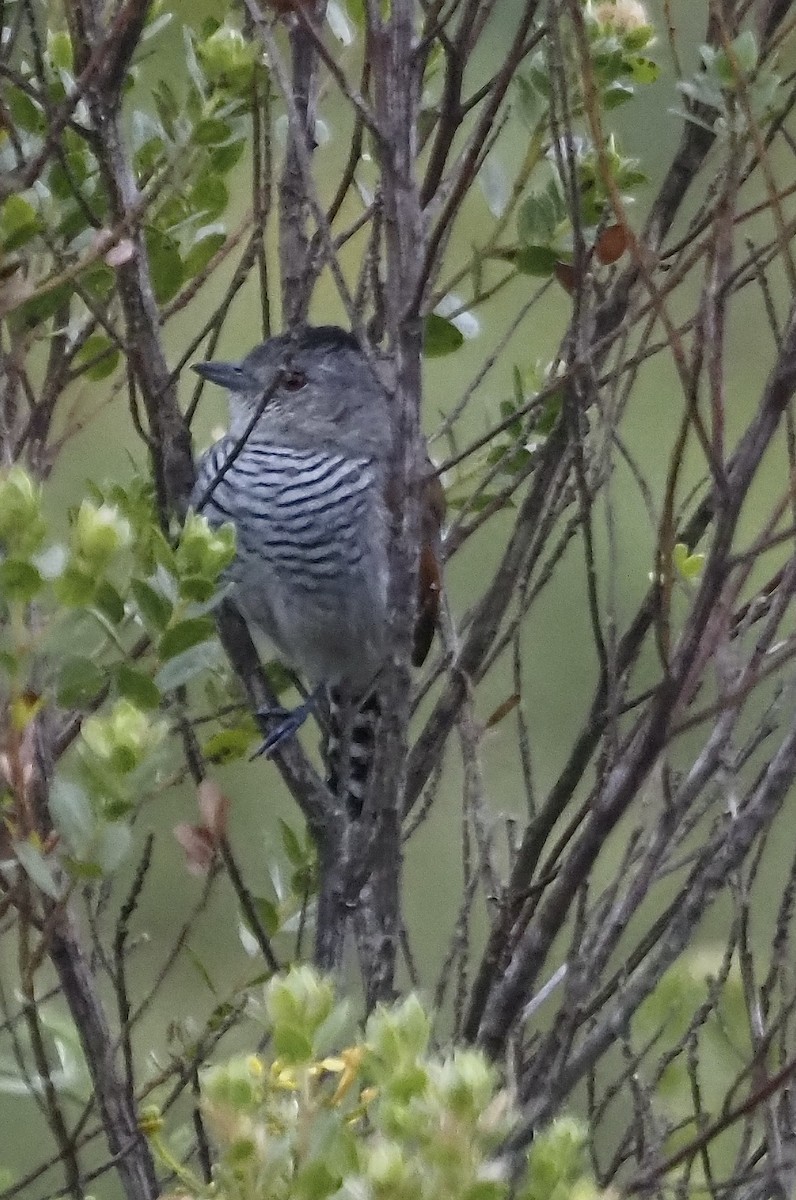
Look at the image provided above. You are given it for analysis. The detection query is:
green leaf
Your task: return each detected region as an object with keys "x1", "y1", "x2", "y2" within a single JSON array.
[
  {"x1": 48, "y1": 30, "x2": 74, "y2": 71},
  {"x1": 1, "y1": 195, "x2": 42, "y2": 250},
  {"x1": 514, "y1": 245, "x2": 559, "y2": 276},
  {"x1": 184, "y1": 232, "x2": 226, "y2": 278},
  {"x1": 73, "y1": 334, "x2": 121, "y2": 381},
  {"x1": 516, "y1": 73, "x2": 545, "y2": 125},
  {"x1": 131, "y1": 578, "x2": 173, "y2": 631},
  {"x1": 731, "y1": 29, "x2": 758, "y2": 75},
  {"x1": 673, "y1": 542, "x2": 705, "y2": 581},
  {"x1": 147, "y1": 528, "x2": 179, "y2": 574},
  {"x1": 617, "y1": 166, "x2": 648, "y2": 189},
  {"x1": 517, "y1": 192, "x2": 558, "y2": 245},
  {"x1": 180, "y1": 576, "x2": 216, "y2": 604},
  {"x1": 0, "y1": 559, "x2": 43, "y2": 601},
  {"x1": 463, "y1": 1182, "x2": 504, "y2": 1200},
  {"x1": 273, "y1": 1024, "x2": 314, "y2": 1063},
  {"x1": 57, "y1": 658, "x2": 106, "y2": 707},
  {"x1": 501, "y1": 448, "x2": 532, "y2": 475},
  {"x1": 159, "y1": 617, "x2": 215, "y2": 661},
  {"x1": 153, "y1": 80, "x2": 180, "y2": 137},
  {"x1": 0, "y1": 651, "x2": 19, "y2": 677},
  {"x1": 210, "y1": 139, "x2": 246, "y2": 175},
  {"x1": 202, "y1": 727, "x2": 256, "y2": 763},
  {"x1": 603, "y1": 80, "x2": 635, "y2": 108},
  {"x1": 13, "y1": 283, "x2": 72, "y2": 329},
  {"x1": 265, "y1": 659, "x2": 298, "y2": 696},
  {"x1": 190, "y1": 174, "x2": 229, "y2": 221},
  {"x1": 194, "y1": 117, "x2": 233, "y2": 145},
  {"x1": 49, "y1": 163, "x2": 79, "y2": 202},
  {"x1": 115, "y1": 664, "x2": 161, "y2": 710},
  {"x1": 55, "y1": 564, "x2": 96, "y2": 606},
  {"x1": 346, "y1": 0, "x2": 365, "y2": 28},
  {"x1": 80, "y1": 263, "x2": 115, "y2": 299},
  {"x1": 64, "y1": 858, "x2": 104, "y2": 880},
  {"x1": 77, "y1": 752, "x2": 131, "y2": 817},
  {"x1": 135, "y1": 135, "x2": 165, "y2": 180},
  {"x1": 197, "y1": 23, "x2": 256, "y2": 90},
  {"x1": 627, "y1": 55, "x2": 659, "y2": 84},
  {"x1": 279, "y1": 819, "x2": 305, "y2": 867},
  {"x1": 479, "y1": 157, "x2": 509, "y2": 218},
  {"x1": 94, "y1": 581, "x2": 126, "y2": 625},
  {"x1": 185, "y1": 947, "x2": 218, "y2": 995},
  {"x1": 144, "y1": 229, "x2": 183, "y2": 303},
  {"x1": 536, "y1": 393, "x2": 562, "y2": 434},
  {"x1": 50, "y1": 779, "x2": 95, "y2": 856},
  {"x1": 241, "y1": 895, "x2": 280, "y2": 939},
  {"x1": 294, "y1": 1161, "x2": 338, "y2": 1200},
  {"x1": 6, "y1": 88, "x2": 44, "y2": 133},
  {"x1": 95, "y1": 821, "x2": 133, "y2": 873},
  {"x1": 155, "y1": 641, "x2": 220, "y2": 691},
  {"x1": 56, "y1": 202, "x2": 89, "y2": 246},
  {"x1": 424, "y1": 314, "x2": 464, "y2": 357},
  {"x1": 102, "y1": 795, "x2": 136, "y2": 821},
  {"x1": 14, "y1": 839, "x2": 63, "y2": 899},
  {"x1": 624, "y1": 25, "x2": 655, "y2": 52},
  {"x1": 594, "y1": 46, "x2": 625, "y2": 81}
]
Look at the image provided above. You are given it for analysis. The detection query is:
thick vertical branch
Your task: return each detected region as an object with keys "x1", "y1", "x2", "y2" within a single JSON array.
[
  {"x1": 362, "y1": 0, "x2": 426, "y2": 1004},
  {"x1": 67, "y1": 0, "x2": 194, "y2": 517},
  {"x1": 48, "y1": 914, "x2": 159, "y2": 1200},
  {"x1": 27, "y1": 720, "x2": 158, "y2": 1200},
  {"x1": 279, "y1": 5, "x2": 326, "y2": 324}
]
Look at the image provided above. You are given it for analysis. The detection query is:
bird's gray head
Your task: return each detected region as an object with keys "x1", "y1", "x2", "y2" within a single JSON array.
[{"x1": 192, "y1": 326, "x2": 389, "y2": 456}]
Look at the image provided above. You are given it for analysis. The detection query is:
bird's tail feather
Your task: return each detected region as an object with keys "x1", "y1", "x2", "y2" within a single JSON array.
[{"x1": 326, "y1": 688, "x2": 380, "y2": 817}]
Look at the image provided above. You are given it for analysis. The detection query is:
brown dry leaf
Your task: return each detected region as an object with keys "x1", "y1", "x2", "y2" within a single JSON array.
[
  {"x1": 197, "y1": 778, "x2": 231, "y2": 842},
  {"x1": 595, "y1": 223, "x2": 630, "y2": 265},
  {"x1": 554, "y1": 260, "x2": 576, "y2": 295},
  {"x1": 174, "y1": 822, "x2": 216, "y2": 876},
  {"x1": 484, "y1": 692, "x2": 521, "y2": 730}
]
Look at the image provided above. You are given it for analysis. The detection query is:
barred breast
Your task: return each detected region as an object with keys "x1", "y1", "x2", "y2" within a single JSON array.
[{"x1": 192, "y1": 436, "x2": 389, "y2": 690}]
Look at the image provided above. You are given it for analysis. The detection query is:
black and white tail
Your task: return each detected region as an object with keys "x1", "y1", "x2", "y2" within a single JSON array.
[{"x1": 326, "y1": 689, "x2": 381, "y2": 816}]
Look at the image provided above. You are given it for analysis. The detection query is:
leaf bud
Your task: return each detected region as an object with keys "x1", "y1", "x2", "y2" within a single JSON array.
[
  {"x1": 82, "y1": 699, "x2": 166, "y2": 774},
  {"x1": 177, "y1": 511, "x2": 236, "y2": 580},
  {"x1": 202, "y1": 1056, "x2": 261, "y2": 1111},
  {"x1": 138, "y1": 1105, "x2": 163, "y2": 1136},
  {"x1": 73, "y1": 500, "x2": 132, "y2": 569},
  {"x1": 0, "y1": 467, "x2": 46, "y2": 556},
  {"x1": 197, "y1": 25, "x2": 257, "y2": 89}
]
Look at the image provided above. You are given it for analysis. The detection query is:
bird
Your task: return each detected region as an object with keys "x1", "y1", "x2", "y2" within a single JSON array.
[{"x1": 190, "y1": 325, "x2": 445, "y2": 812}]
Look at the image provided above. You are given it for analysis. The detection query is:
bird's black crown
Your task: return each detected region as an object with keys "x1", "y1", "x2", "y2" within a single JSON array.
[{"x1": 294, "y1": 326, "x2": 361, "y2": 354}]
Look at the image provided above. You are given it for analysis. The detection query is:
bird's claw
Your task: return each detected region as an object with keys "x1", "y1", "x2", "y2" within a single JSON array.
[{"x1": 250, "y1": 699, "x2": 315, "y2": 759}]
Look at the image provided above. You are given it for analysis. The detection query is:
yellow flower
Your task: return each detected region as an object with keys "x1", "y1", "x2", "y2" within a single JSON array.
[
  {"x1": 330, "y1": 1046, "x2": 365, "y2": 1104},
  {"x1": 270, "y1": 1060, "x2": 300, "y2": 1090}
]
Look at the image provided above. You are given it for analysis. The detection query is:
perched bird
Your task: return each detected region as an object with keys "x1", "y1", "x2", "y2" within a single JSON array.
[{"x1": 191, "y1": 325, "x2": 444, "y2": 810}]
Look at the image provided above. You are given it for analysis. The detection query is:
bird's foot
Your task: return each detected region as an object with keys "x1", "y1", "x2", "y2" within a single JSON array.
[{"x1": 251, "y1": 695, "x2": 318, "y2": 759}]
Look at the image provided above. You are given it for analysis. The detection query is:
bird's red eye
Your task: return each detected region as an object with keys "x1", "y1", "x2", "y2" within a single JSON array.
[{"x1": 283, "y1": 370, "x2": 307, "y2": 392}]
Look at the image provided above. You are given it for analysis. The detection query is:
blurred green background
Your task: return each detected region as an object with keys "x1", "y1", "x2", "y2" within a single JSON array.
[{"x1": 4, "y1": 0, "x2": 796, "y2": 1190}]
